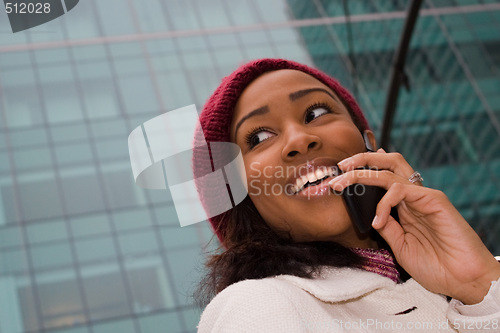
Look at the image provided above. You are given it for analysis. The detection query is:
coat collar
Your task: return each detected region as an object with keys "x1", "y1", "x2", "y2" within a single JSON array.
[{"x1": 275, "y1": 266, "x2": 399, "y2": 303}]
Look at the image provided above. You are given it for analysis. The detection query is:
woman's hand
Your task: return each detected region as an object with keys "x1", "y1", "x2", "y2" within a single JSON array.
[{"x1": 329, "y1": 149, "x2": 500, "y2": 305}]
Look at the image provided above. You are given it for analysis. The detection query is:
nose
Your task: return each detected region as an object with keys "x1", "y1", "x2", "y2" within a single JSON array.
[{"x1": 281, "y1": 124, "x2": 322, "y2": 161}]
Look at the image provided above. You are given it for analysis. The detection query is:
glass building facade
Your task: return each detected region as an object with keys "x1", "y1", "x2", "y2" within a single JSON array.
[{"x1": 0, "y1": 0, "x2": 498, "y2": 332}]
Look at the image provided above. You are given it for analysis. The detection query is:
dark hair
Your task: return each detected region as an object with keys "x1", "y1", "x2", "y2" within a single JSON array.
[{"x1": 194, "y1": 196, "x2": 397, "y2": 307}]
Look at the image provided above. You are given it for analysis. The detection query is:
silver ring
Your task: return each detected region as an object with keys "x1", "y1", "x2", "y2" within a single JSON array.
[{"x1": 408, "y1": 171, "x2": 423, "y2": 184}]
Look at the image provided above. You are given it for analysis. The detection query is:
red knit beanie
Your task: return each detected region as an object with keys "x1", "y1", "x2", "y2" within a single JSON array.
[{"x1": 194, "y1": 58, "x2": 370, "y2": 245}]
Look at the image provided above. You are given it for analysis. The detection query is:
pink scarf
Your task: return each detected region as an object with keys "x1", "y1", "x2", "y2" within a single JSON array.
[{"x1": 351, "y1": 248, "x2": 401, "y2": 283}]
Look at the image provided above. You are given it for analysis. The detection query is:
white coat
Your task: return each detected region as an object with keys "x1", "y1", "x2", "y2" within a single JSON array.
[{"x1": 198, "y1": 266, "x2": 500, "y2": 332}]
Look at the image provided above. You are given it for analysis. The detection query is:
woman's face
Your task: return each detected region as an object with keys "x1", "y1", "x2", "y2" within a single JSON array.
[{"x1": 230, "y1": 69, "x2": 376, "y2": 248}]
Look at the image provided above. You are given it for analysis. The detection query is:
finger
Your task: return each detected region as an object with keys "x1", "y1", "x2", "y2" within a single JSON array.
[
  {"x1": 328, "y1": 168, "x2": 409, "y2": 192},
  {"x1": 374, "y1": 182, "x2": 407, "y2": 226},
  {"x1": 407, "y1": 171, "x2": 424, "y2": 187},
  {"x1": 372, "y1": 183, "x2": 409, "y2": 251},
  {"x1": 373, "y1": 214, "x2": 405, "y2": 253},
  {"x1": 373, "y1": 183, "x2": 438, "y2": 252},
  {"x1": 377, "y1": 182, "x2": 431, "y2": 212},
  {"x1": 338, "y1": 151, "x2": 415, "y2": 180}
]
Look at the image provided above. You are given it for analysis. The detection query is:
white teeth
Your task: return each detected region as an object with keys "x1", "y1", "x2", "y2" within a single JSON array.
[
  {"x1": 315, "y1": 168, "x2": 325, "y2": 180},
  {"x1": 292, "y1": 166, "x2": 339, "y2": 194},
  {"x1": 294, "y1": 175, "x2": 307, "y2": 192},
  {"x1": 306, "y1": 172, "x2": 316, "y2": 183},
  {"x1": 293, "y1": 175, "x2": 308, "y2": 194},
  {"x1": 327, "y1": 166, "x2": 339, "y2": 177}
]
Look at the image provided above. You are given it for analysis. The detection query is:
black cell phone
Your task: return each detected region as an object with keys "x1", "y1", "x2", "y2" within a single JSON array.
[{"x1": 342, "y1": 183, "x2": 399, "y2": 234}]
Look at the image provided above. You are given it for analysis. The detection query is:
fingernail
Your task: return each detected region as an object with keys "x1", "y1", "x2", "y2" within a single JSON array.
[
  {"x1": 328, "y1": 175, "x2": 344, "y2": 193},
  {"x1": 377, "y1": 148, "x2": 386, "y2": 153},
  {"x1": 328, "y1": 174, "x2": 343, "y2": 184},
  {"x1": 372, "y1": 215, "x2": 380, "y2": 228},
  {"x1": 338, "y1": 158, "x2": 352, "y2": 167}
]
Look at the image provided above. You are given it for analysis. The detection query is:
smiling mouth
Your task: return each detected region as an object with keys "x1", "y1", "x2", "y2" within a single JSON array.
[{"x1": 290, "y1": 166, "x2": 340, "y2": 195}]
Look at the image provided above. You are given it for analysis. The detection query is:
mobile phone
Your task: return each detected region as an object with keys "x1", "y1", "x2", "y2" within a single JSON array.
[{"x1": 342, "y1": 179, "x2": 399, "y2": 234}]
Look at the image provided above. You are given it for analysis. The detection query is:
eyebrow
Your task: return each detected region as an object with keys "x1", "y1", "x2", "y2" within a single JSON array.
[
  {"x1": 289, "y1": 87, "x2": 337, "y2": 102},
  {"x1": 233, "y1": 88, "x2": 338, "y2": 140},
  {"x1": 233, "y1": 106, "x2": 269, "y2": 140}
]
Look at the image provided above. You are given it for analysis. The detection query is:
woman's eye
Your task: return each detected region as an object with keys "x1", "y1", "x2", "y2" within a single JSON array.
[
  {"x1": 305, "y1": 107, "x2": 329, "y2": 124},
  {"x1": 247, "y1": 130, "x2": 274, "y2": 148}
]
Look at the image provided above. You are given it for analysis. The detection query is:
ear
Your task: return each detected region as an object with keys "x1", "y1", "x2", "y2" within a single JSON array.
[{"x1": 362, "y1": 130, "x2": 377, "y2": 151}]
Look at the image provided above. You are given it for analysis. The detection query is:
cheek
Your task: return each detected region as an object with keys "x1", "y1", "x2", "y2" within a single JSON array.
[
  {"x1": 246, "y1": 168, "x2": 286, "y2": 198},
  {"x1": 323, "y1": 123, "x2": 365, "y2": 153},
  {"x1": 243, "y1": 159, "x2": 288, "y2": 222},
  {"x1": 245, "y1": 160, "x2": 264, "y2": 196},
  {"x1": 243, "y1": 154, "x2": 285, "y2": 196},
  {"x1": 250, "y1": 193, "x2": 289, "y2": 233}
]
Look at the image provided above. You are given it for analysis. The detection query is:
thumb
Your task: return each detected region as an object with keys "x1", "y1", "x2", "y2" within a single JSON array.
[
  {"x1": 373, "y1": 214, "x2": 404, "y2": 252},
  {"x1": 372, "y1": 182, "x2": 407, "y2": 251}
]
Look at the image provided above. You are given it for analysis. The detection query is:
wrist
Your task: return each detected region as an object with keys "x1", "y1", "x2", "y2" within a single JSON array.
[{"x1": 454, "y1": 265, "x2": 500, "y2": 305}]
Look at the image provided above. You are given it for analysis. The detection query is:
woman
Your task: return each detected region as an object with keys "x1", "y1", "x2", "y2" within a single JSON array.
[{"x1": 193, "y1": 59, "x2": 500, "y2": 332}]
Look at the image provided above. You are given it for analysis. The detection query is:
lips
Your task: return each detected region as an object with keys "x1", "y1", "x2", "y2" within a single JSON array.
[{"x1": 284, "y1": 158, "x2": 342, "y2": 195}]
